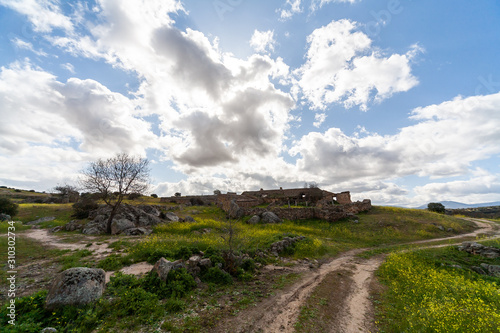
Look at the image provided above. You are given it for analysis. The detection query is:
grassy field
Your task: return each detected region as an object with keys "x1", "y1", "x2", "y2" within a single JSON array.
[
  {"x1": 377, "y1": 241, "x2": 500, "y2": 332},
  {"x1": 0, "y1": 201, "x2": 485, "y2": 332}
]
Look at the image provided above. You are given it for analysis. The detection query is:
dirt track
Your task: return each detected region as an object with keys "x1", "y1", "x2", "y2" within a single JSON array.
[
  {"x1": 214, "y1": 218, "x2": 499, "y2": 333},
  {"x1": 19, "y1": 219, "x2": 499, "y2": 332}
]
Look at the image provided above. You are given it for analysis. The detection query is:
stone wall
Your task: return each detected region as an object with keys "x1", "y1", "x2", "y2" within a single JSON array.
[
  {"x1": 216, "y1": 194, "x2": 262, "y2": 211},
  {"x1": 160, "y1": 195, "x2": 217, "y2": 206},
  {"x1": 244, "y1": 199, "x2": 371, "y2": 222}
]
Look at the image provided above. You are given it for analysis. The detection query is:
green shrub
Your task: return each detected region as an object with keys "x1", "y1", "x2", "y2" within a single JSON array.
[
  {"x1": 146, "y1": 249, "x2": 175, "y2": 264},
  {"x1": 0, "y1": 198, "x2": 18, "y2": 217},
  {"x1": 113, "y1": 288, "x2": 162, "y2": 322},
  {"x1": 164, "y1": 298, "x2": 186, "y2": 313},
  {"x1": 72, "y1": 197, "x2": 99, "y2": 219},
  {"x1": 141, "y1": 268, "x2": 196, "y2": 299},
  {"x1": 106, "y1": 272, "x2": 142, "y2": 296},
  {"x1": 201, "y1": 267, "x2": 233, "y2": 285},
  {"x1": 97, "y1": 254, "x2": 132, "y2": 271},
  {"x1": 241, "y1": 258, "x2": 256, "y2": 272}
]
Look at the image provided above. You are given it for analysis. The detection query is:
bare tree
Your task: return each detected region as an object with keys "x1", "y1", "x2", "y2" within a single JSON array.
[{"x1": 79, "y1": 153, "x2": 150, "y2": 234}]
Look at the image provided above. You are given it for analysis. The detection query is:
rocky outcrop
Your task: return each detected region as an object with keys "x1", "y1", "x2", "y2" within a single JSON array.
[
  {"x1": 45, "y1": 267, "x2": 105, "y2": 310},
  {"x1": 64, "y1": 220, "x2": 85, "y2": 232},
  {"x1": 458, "y1": 242, "x2": 500, "y2": 259},
  {"x1": 261, "y1": 211, "x2": 282, "y2": 224},
  {"x1": 82, "y1": 204, "x2": 174, "y2": 235},
  {"x1": 269, "y1": 236, "x2": 306, "y2": 256},
  {"x1": 151, "y1": 258, "x2": 186, "y2": 282}
]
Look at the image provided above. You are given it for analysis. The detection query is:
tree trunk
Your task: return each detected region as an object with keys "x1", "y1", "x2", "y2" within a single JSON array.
[{"x1": 106, "y1": 205, "x2": 120, "y2": 234}]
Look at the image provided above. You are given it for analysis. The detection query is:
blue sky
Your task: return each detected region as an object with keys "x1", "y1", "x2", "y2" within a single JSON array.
[{"x1": 0, "y1": 0, "x2": 499, "y2": 207}]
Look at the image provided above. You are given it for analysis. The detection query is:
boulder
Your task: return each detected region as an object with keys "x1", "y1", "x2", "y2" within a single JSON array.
[
  {"x1": 0, "y1": 213, "x2": 11, "y2": 221},
  {"x1": 184, "y1": 216, "x2": 196, "y2": 222},
  {"x1": 480, "y1": 263, "x2": 500, "y2": 277},
  {"x1": 151, "y1": 258, "x2": 186, "y2": 282},
  {"x1": 458, "y1": 242, "x2": 500, "y2": 259},
  {"x1": 41, "y1": 328, "x2": 57, "y2": 333},
  {"x1": 138, "y1": 205, "x2": 161, "y2": 217},
  {"x1": 247, "y1": 215, "x2": 261, "y2": 224},
  {"x1": 83, "y1": 204, "x2": 165, "y2": 235},
  {"x1": 229, "y1": 200, "x2": 244, "y2": 219},
  {"x1": 269, "y1": 236, "x2": 305, "y2": 256},
  {"x1": 123, "y1": 227, "x2": 152, "y2": 236},
  {"x1": 164, "y1": 212, "x2": 180, "y2": 222},
  {"x1": 111, "y1": 218, "x2": 136, "y2": 235},
  {"x1": 45, "y1": 267, "x2": 105, "y2": 310},
  {"x1": 64, "y1": 220, "x2": 85, "y2": 232},
  {"x1": 26, "y1": 216, "x2": 55, "y2": 225},
  {"x1": 261, "y1": 211, "x2": 282, "y2": 224}
]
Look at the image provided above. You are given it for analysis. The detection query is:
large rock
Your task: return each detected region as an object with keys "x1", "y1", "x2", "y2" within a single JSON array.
[
  {"x1": 458, "y1": 242, "x2": 500, "y2": 259},
  {"x1": 64, "y1": 220, "x2": 85, "y2": 232},
  {"x1": 261, "y1": 211, "x2": 282, "y2": 224},
  {"x1": 45, "y1": 267, "x2": 105, "y2": 310},
  {"x1": 151, "y1": 258, "x2": 186, "y2": 282},
  {"x1": 82, "y1": 204, "x2": 165, "y2": 235},
  {"x1": 26, "y1": 216, "x2": 55, "y2": 225},
  {"x1": 164, "y1": 212, "x2": 180, "y2": 222},
  {"x1": 480, "y1": 263, "x2": 500, "y2": 277},
  {"x1": 269, "y1": 236, "x2": 305, "y2": 256},
  {"x1": 229, "y1": 200, "x2": 244, "y2": 219},
  {"x1": 0, "y1": 213, "x2": 11, "y2": 221},
  {"x1": 247, "y1": 215, "x2": 261, "y2": 224}
]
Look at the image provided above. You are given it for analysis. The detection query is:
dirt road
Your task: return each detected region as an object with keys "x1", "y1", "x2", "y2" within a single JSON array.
[{"x1": 215, "y1": 218, "x2": 499, "y2": 333}]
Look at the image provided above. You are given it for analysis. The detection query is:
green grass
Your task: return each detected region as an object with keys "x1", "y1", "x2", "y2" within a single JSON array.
[
  {"x1": 0, "y1": 236, "x2": 65, "y2": 287},
  {"x1": 376, "y1": 243, "x2": 500, "y2": 332},
  {"x1": 16, "y1": 203, "x2": 74, "y2": 227},
  {"x1": 133, "y1": 206, "x2": 476, "y2": 263}
]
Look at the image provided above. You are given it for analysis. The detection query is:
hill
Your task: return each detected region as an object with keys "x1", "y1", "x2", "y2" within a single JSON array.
[{"x1": 416, "y1": 201, "x2": 500, "y2": 209}]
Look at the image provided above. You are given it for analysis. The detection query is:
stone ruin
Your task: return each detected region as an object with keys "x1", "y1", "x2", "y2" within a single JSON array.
[{"x1": 161, "y1": 187, "x2": 371, "y2": 223}]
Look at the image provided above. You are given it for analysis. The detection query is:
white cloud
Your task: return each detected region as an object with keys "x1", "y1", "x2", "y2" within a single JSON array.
[
  {"x1": 278, "y1": 0, "x2": 302, "y2": 21},
  {"x1": 61, "y1": 62, "x2": 75, "y2": 73},
  {"x1": 11, "y1": 37, "x2": 48, "y2": 56},
  {"x1": 311, "y1": 0, "x2": 360, "y2": 12},
  {"x1": 413, "y1": 169, "x2": 500, "y2": 204},
  {"x1": 289, "y1": 91, "x2": 500, "y2": 193},
  {"x1": 250, "y1": 30, "x2": 276, "y2": 54},
  {"x1": 295, "y1": 20, "x2": 420, "y2": 110},
  {"x1": 0, "y1": 61, "x2": 156, "y2": 156},
  {"x1": 0, "y1": 0, "x2": 73, "y2": 32},
  {"x1": 313, "y1": 113, "x2": 326, "y2": 127}
]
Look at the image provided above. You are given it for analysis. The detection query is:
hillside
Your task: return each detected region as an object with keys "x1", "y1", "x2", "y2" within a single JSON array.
[
  {"x1": 0, "y1": 196, "x2": 498, "y2": 332},
  {"x1": 417, "y1": 200, "x2": 500, "y2": 209}
]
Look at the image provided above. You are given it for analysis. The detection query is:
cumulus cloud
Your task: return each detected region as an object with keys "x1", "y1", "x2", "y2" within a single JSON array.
[
  {"x1": 290, "y1": 91, "x2": 500, "y2": 187},
  {"x1": 414, "y1": 169, "x2": 500, "y2": 204},
  {"x1": 295, "y1": 19, "x2": 420, "y2": 110},
  {"x1": 250, "y1": 30, "x2": 276, "y2": 54},
  {"x1": 0, "y1": 61, "x2": 155, "y2": 156}
]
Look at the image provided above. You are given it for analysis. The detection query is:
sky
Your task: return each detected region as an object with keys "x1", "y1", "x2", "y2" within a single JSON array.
[{"x1": 0, "y1": 0, "x2": 499, "y2": 207}]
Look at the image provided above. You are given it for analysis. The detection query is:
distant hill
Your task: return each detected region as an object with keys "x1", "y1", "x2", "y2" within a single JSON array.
[{"x1": 416, "y1": 201, "x2": 500, "y2": 209}]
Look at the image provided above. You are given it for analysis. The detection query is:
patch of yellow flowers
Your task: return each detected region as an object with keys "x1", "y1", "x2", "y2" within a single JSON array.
[{"x1": 379, "y1": 252, "x2": 500, "y2": 332}]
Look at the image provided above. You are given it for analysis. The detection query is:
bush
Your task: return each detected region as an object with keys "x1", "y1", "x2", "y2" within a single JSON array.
[
  {"x1": 151, "y1": 194, "x2": 158, "y2": 198},
  {"x1": 201, "y1": 267, "x2": 233, "y2": 285},
  {"x1": 164, "y1": 298, "x2": 186, "y2": 313},
  {"x1": 0, "y1": 198, "x2": 18, "y2": 217},
  {"x1": 72, "y1": 197, "x2": 99, "y2": 219},
  {"x1": 128, "y1": 192, "x2": 142, "y2": 200},
  {"x1": 97, "y1": 254, "x2": 132, "y2": 271},
  {"x1": 141, "y1": 268, "x2": 196, "y2": 299},
  {"x1": 146, "y1": 249, "x2": 175, "y2": 264},
  {"x1": 428, "y1": 202, "x2": 445, "y2": 214}
]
